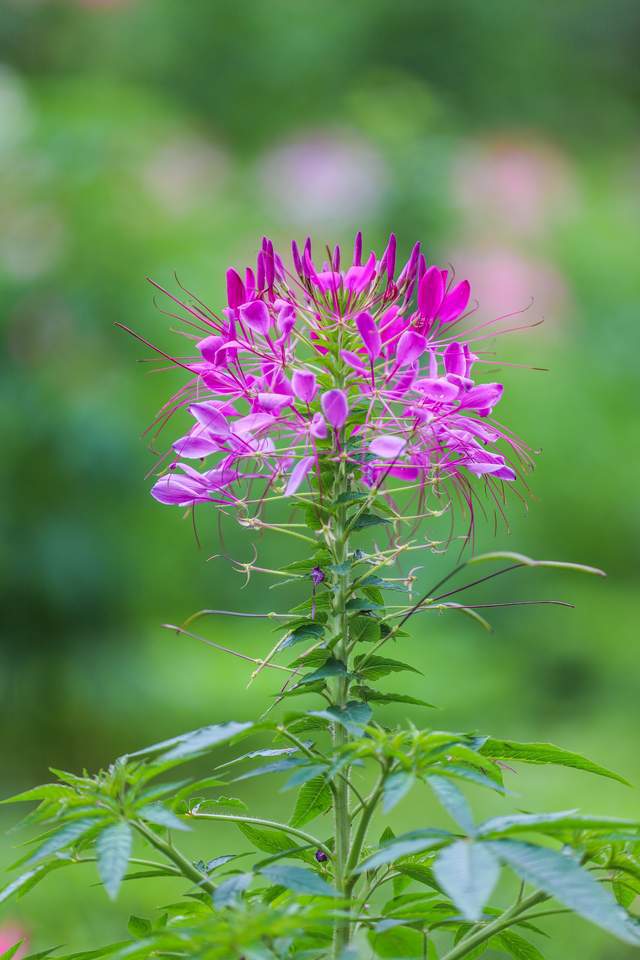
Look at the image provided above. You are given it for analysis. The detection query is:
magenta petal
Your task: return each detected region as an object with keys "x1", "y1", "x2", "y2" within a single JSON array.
[
  {"x1": 396, "y1": 329, "x2": 427, "y2": 367},
  {"x1": 226, "y1": 268, "x2": 245, "y2": 309},
  {"x1": 356, "y1": 311, "x2": 381, "y2": 360},
  {"x1": 151, "y1": 471, "x2": 207, "y2": 505},
  {"x1": 292, "y1": 369, "x2": 317, "y2": 403},
  {"x1": 310, "y1": 412, "x2": 328, "y2": 439},
  {"x1": 239, "y1": 299, "x2": 271, "y2": 334},
  {"x1": 418, "y1": 266, "x2": 444, "y2": 320},
  {"x1": 444, "y1": 342, "x2": 466, "y2": 377},
  {"x1": 285, "y1": 455, "x2": 315, "y2": 496},
  {"x1": 459, "y1": 383, "x2": 503, "y2": 412},
  {"x1": 439, "y1": 280, "x2": 471, "y2": 323},
  {"x1": 415, "y1": 377, "x2": 460, "y2": 403},
  {"x1": 341, "y1": 349, "x2": 368, "y2": 375},
  {"x1": 257, "y1": 392, "x2": 292, "y2": 412},
  {"x1": 189, "y1": 402, "x2": 230, "y2": 435},
  {"x1": 321, "y1": 389, "x2": 349, "y2": 429},
  {"x1": 370, "y1": 435, "x2": 406, "y2": 459},
  {"x1": 172, "y1": 435, "x2": 220, "y2": 458}
]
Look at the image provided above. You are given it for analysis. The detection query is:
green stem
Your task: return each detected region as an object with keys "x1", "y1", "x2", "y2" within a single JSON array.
[
  {"x1": 330, "y1": 466, "x2": 353, "y2": 958},
  {"x1": 187, "y1": 811, "x2": 331, "y2": 858},
  {"x1": 345, "y1": 770, "x2": 387, "y2": 894},
  {"x1": 441, "y1": 891, "x2": 549, "y2": 960},
  {"x1": 134, "y1": 822, "x2": 216, "y2": 895}
]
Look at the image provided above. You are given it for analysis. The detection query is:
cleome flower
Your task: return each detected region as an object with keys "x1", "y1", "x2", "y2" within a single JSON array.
[{"x1": 146, "y1": 234, "x2": 532, "y2": 517}]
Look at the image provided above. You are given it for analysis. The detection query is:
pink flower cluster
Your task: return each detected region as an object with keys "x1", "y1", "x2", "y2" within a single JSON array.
[{"x1": 149, "y1": 234, "x2": 529, "y2": 513}]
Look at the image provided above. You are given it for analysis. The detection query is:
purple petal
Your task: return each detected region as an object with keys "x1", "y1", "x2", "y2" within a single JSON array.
[
  {"x1": 321, "y1": 389, "x2": 349, "y2": 429},
  {"x1": 292, "y1": 369, "x2": 317, "y2": 403},
  {"x1": 239, "y1": 299, "x2": 271, "y2": 334},
  {"x1": 356, "y1": 311, "x2": 381, "y2": 360},
  {"x1": 257, "y1": 392, "x2": 292, "y2": 412},
  {"x1": 151, "y1": 471, "x2": 208, "y2": 506},
  {"x1": 310, "y1": 412, "x2": 328, "y2": 439},
  {"x1": 444, "y1": 342, "x2": 466, "y2": 377},
  {"x1": 226, "y1": 268, "x2": 245, "y2": 309},
  {"x1": 438, "y1": 280, "x2": 471, "y2": 323},
  {"x1": 417, "y1": 266, "x2": 444, "y2": 320},
  {"x1": 396, "y1": 330, "x2": 427, "y2": 367},
  {"x1": 341, "y1": 350, "x2": 368, "y2": 375},
  {"x1": 189, "y1": 402, "x2": 230, "y2": 435},
  {"x1": 414, "y1": 378, "x2": 460, "y2": 403},
  {"x1": 285, "y1": 456, "x2": 315, "y2": 496},
  {"x1": 370, "y1": 435, "x2": 407, "y2": 459},
  {"x1": 459, "y1": 383, "x2": 503, "y2": 413},
  {"x1": 172, "y1": 435, "x2": 220, "y2": 458}
]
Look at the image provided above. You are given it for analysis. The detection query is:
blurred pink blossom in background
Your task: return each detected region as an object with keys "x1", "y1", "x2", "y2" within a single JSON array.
[
  {"x1": 258, "y1": 129, "x2": 388, "y2": 226},
  {"x1": 452, "y1": 136, "x2": 579, "y2": 238},
  {"x1": 0, "y1": 923, "x2": 28, "y2": 959},
  {"x1": 450, "y1": 246, "x2": 571, "y2": 328}
]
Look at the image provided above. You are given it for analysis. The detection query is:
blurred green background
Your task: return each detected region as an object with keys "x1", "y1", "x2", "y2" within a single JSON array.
[{"x1": 1, "y1": 0, "x2": 639, "y2": 956}]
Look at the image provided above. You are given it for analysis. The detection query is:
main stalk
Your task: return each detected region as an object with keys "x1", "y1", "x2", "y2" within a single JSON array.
[{"x1": 329, "y1": 463, "x2": 352, "y2": 956}]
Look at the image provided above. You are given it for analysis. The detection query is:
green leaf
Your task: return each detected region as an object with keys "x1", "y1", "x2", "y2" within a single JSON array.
[
  {"x1": 214, "y1": 872, "x2": 253, "y2": 908},
  {"x1": 0, "y1": 859, "x2": 71, "y2": 904},
  {"x1": 396, "y1": 863, "x2": 440, "y2": 891},
  {"x1": 433, "y1": 840, "x2": 500, "y2": 921},
  {"x1": 295, "y1": 658, "x2": 346, "y2": 687},
  {"x1": 0, "y1": 943, "x2": 25, "y2": 960},
  {"x1": 383, "y1": 772, "x2": 416, "y2": 813},
  {"x1": 260, "y1": 864, "x2": 337, "y2": 897},
  {"x1": 161, "y1": 721, "x2": 254, "y2": 762},
  {"x1": 237, "y1": 823, "x2": 306, "y2": 858},
  {"x1": 138, "y1": 803, "x2": 190, "y2": 831},
  {"x1": 434, "y1": 765, "x2": 509, "y2": 795},
  {"x1": 346, "y1": 598, "x2": 383, "y2": 612},
  {"x1": 96, "y1": 822, "x2": 132, "y2": 900},
  {"x1": 478, "y1": 811, "x2": 640, "y2": 838},
  {"x1": 282, "y1": 764, "x2": 328, "y2": 790},
  {"x1": 489, "y1": 839, "x2": 640, "y2": 944},
  {"x1": 359, "y1": 575, "x2": 410, "y2": 593},
  {"x1": 350, "y1": 616, "x2": 381, "y2": 644},
  {"x1": 478, "y1": 739, "x2": 629, "y2": 786},
  {"x1": 1, "y1": 784, "x2": 76, "y2": 805},
  {"x1": 354, "y1": 688, "x2": 436, "y2": 708},
  {"x1": 310, "y1": 701, "x2": 372, "y2": 734},
  {"x1": 28, "y1": 817, "x2": 100, "y2": 865},
  {"x1": 428, "y1": 776, "x2": 475, "y2": 835},
  {"x1": 352, "y1": 512, "x2": 391, "y2": 531},
  {"x1": 127, "y1": 916, "x2": 153, "y2": 938},
  {"x1": 290, "y1": 777, "x2": 332, "y2": 827},
  {"x1": 355, "y1": 830, "x2": 452, "y2": 873},
  {"x1": 354, "y1": 655, "x2": 421, "y2": 681},
  {"x1": 279, "y1": 621, "x2": 326, "y2": 650},
  {"x1": 496, "y1": 930, "x2": 546, "y2": 960},
  {"x1": 368, "y1": 924, "x2": 425, "y2": 957}
]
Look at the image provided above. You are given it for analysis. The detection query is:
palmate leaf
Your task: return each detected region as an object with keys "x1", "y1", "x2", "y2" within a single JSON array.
[
  {"x1": 0, "y1": 858, "x2": 72, "y2": 905},
  {"x1": 1, "y1": 784, "x2": 76, "y2": 806},
  {"x1": 489, "y1": 839, "x2": 640, "y2": 945},
  {"x1": 428, "y1": 776, "x2": 475, "y2": 835},
  {"x1": 28, "y1": 817, "x2": 102, "y2": 866},
  {"x1": 214, "y1": 872, "x2": 253, "y2": 908},
  {"x1": 126, "y1": 720, "x2": 254, "y2": 763},
  {"x1": 497, "y1": 930, "x2": 546, "y2": 960},
  {"x1": 478, "y1": 810, "x2": 640, "y2": 838},
  {"x1": 383, "y1": 771, "x2": 416, "y2": 813},
  {"x1": 290, "y1": 776, "x2": 332, "y2": 827},
  {"x1": 259, "y1": 864, "x2": 337, "y2": 897},
  {"x1": 236, "y1": 823, "x2": 311, "y2": 863},
  {"x1": 368, "y1": 923, "x2": 425, "y2": 958},
  {"x1": 96, "y1": 822, "x2": 133, "y2": 900},
  {"x1": 433, "y1": 840, "x2": 500, "y2": 921},
  {"x1": 138, "y1": 803, "x2": 190, "y2": 831},
  {"x1": 355, "y1": 830, "x2": 453, "y2": 873},
  {"x1": 478, "y1": 738, "x2": 629, "y2": 786},
  {"x1": 310, "y1": 701, "x2": 372, "y2": 734},
  {"x1": 295, "y1": 658, "x2": 347, "y2": 687}
]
